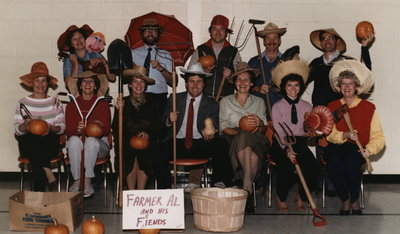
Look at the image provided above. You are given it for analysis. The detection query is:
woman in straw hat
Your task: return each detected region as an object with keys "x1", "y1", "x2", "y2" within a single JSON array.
[
  {"x1": 219, "y1": 62, "x2": 268, "y2": 212},
  {"x1": 14, "y1": 62, "x2": 65, "y2": 192},
  {"x1": 65, "y1": 71, "x2": 111, "y2": 197},
  {"x1": 58, "y1": 24, "x2": 115, "y2": 90},
  {"x1": 326, "y1": 59, "x2": 385, "y2": 215},
  {"x1": 270, "y1": 60, "x2": 320, "y2": 211},
  {"x1": 112, "y1": 66, "x2": 160, "y2": 190}
]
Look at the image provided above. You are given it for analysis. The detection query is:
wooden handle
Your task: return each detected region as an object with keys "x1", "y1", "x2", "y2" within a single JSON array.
[
  {"x1": 343, "y1": 113, "x2": 373, "y2": 172},
  {"x1": 215, "y1": 76, "x2": 227, "y2": 102},
  {"x1": 172, "y1": 72, "x2": 177, "y2": 189},
  {"x1": 118, "y1": 93, "x2": 123, "y2": 207}
]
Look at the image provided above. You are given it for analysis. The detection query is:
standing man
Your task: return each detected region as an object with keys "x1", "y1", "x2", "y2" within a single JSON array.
[
  {"x1": 131, "y1": 18, "x2": 173, "y2": 112},
  {"x1": 156, "y1": 63, "x2": 233, "y2": 191},
  {"x1": 248, "y1": 22, "x2": 287, "y2": 110},
  {"x1": 188, "y1": 15, "x2": 241, "y2": 98}
]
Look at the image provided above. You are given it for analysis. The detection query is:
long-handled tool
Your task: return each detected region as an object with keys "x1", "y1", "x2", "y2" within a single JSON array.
[
  {"x1": 278, "y1": 122, "x2": 327, "y2": 226},
  {"x1": 172, "y1": 66, "x2": 178, "y2": 189},
  {"x1": 249, "y1": 19, "x2": 272, "y2": 120}
]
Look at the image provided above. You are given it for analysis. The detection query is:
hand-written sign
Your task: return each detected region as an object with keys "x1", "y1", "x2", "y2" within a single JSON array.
[{"x1": 122, "y1": 189, "x2": 185, "y2": 230}]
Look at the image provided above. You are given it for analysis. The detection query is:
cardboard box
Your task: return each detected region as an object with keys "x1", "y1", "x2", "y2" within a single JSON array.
[{"x1": 9, "y1": 191, "x2": 84, "y2": 232}]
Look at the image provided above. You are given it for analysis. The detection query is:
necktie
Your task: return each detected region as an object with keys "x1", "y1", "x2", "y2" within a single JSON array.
[
  {"x1": 283, "y1": 95, "x2": 300, "y2": 124},
  {"x1": 143, "y1": 47, "x2": 152, "y2": 74},
  {"x1": 184, "y1": 98, "x2": 195, "y2": 149}
]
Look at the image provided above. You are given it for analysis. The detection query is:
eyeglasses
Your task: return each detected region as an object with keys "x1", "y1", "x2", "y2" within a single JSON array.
[
  {"x1": 320, "y1": 36, "x2": 336, "y2": 42},
  {"x1": 143, "y1": 29, "x2": 158, "y2": 33}
]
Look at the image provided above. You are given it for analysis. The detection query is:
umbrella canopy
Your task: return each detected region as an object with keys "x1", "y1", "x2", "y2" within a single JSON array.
[{"x1": 125, "y1": 12, "x2": 194, "y2": 67}]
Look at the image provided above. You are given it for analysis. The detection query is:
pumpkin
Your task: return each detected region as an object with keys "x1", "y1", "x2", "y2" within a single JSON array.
[
  {"x1": 82, "y1": 216, "x2": 105, "y2": 234},
  {"x1": 198, "y1": 55, "x2": 215, "y2": 69},
  {"x1": 130, "y1": 136, "x2": 149, "y2": 150},
  {"x1": 203, "y1": 118, "x2": 216, "y2": 136},
  {"x1": 44, "y1": 219, "x2": 69, "y2": 234},
  {"x1": 28, "y1": 119, "x2": 49, "y2": 136},
  {"x1": 138, "y1": 229, "x2": 161, "y2": 234},
  {"x1": 85, "y1": 122, "x2": 104, "y2": 138},
  {"x1": 356, "y1": 21, "x2": 374, "y2": 43},
  {"x1": 239, "y1": 115, "x2": 257, "y2": 132}
]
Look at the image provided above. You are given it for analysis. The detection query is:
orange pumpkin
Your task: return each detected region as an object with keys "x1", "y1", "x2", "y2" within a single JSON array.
[
  {"x1": 239, "y1": 116, "x2": 257, "y2": 132},
  {"x1": 198, "y1": 55, "x2": 215, "y2": 69},
  {"x1": 82, "y1": 216, "x2": 105, "y2": 234},
  {"x1": 44, "y1": 219, "x2": 69, "y2": 234},
  {"x1": 138, "y1": 229, "x2": 161, "y2": 234},
  {"x1": 356, "y1": 21, "x2": 374, "y2": 43},
  {"x1": 28, "y1": 119, "x2": 49, "y2": 136},
  {"x1": 85, "y1": 122, "x2": 104, "y2": 138},
  {"x1": 130, "y1": 136, "x2": 149, "y2": 150}
]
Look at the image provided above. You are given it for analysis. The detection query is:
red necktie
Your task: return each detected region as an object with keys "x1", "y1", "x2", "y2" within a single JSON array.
[{"x1": 184, "y1": 98, "x2": 195, "y2": 149}]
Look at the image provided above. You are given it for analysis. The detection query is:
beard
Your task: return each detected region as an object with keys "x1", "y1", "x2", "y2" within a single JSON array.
[{"x1": 143, "y1": 35, "x2": 159, "y2": 46}]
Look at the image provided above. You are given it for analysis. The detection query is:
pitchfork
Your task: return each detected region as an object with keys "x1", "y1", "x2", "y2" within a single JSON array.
[{"x1": 278, "y1": 122, "x2": 327, "y2": 227}]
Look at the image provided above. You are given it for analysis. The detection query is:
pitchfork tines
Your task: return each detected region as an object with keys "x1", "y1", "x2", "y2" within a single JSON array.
[{"x1": 278, "y1": 122, "x2": 296, "y2": 147}]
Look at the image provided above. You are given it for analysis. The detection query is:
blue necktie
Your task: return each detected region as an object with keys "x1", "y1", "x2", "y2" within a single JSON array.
[{"x1": 143, "y1": 48, "x2": 152, "y2": 74}]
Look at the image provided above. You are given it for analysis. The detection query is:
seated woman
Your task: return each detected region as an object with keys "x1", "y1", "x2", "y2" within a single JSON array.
[
  {"x1": 65, "y1": 71, "x2": 111, "y2": 197},
  {"x1": 271, "y1": 60, "x2": 319, "y2": 211},
  {"x1": 14, "y1": 62, "x2": 65, "y2": 192},
  {"x1": 219, "y1": 62, "x2": 268, "y2": 210},
  {"x1": 326, "y1": 59, "x2": 385, "y2": 215},
  {"x1": 57, "y1": 24, "x2": 115, "y2": 90},
  {"x1": 112, "y1": 66, "x2": 160, "y2": 190}
]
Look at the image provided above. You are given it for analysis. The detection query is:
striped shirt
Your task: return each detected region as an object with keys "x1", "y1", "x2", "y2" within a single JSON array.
[{"x1": 14, "y1": 96, "x2": 65, "y2": 136}]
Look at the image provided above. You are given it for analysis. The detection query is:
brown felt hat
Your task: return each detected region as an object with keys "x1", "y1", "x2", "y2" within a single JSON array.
[
  {"x1": 20, "y1": 62, "x2": 58, "y2": 90},
  {"x1": 227, "y1": 62, "x2": 259, "y2": 84},
  {"x1": 57, "y1": 24, "x2": 94, "y2": 52}
]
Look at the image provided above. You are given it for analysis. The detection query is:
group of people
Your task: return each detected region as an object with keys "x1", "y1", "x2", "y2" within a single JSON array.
[{"x1": 14, "y1": 14, "x2": 385, "y2": 215}]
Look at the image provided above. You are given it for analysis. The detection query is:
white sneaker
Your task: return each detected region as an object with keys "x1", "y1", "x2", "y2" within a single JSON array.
[
  {"x1": 84, "y1": 178, "x2": 94, "y2": 197},
  {"x1": 184, "y1": 183, "x2": 200, "y2": 193},
  {"x1": 69, "y1": 180, "x2": 80, "y2": 192}
]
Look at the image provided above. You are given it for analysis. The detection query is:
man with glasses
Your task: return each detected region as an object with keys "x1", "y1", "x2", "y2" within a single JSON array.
[
  {"x1": 131, "y1": 18, "x2": 173, "y2": 111},
  {"x1": 188, "y1": 15, "x2": 241, "y2": 98}
]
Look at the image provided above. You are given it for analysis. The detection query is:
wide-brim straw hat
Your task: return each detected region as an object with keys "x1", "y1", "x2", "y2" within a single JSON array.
[
  {"x1": 271, "y1": 60, "x2": 309, "y2": 88},
  {"x1": 20, "y1": 62, "x2": 58, "y2": 90},
  {"x1": 310, "y1": 28, "x2": 347, "y2": 53},
  {"x1": 180, "y1": 63, "x2": 213, "y2": 77},
  {"x1": 123, "y1": 65, "x2": 155, "y2": 84},
  {"x1": 227, "y1": 62, "x2": 260, "y2": 84},
  {"x1": 68, "y1": 71, "x2": 109, "y2": 97},
  {"x1": 256, "y1": 22, "x2": 287, "y2": 38},
  {"x1": 57, "y1": 24, "x2": 94, "y2": 52},
  {"x1": 329, "y1": 59, "x2": 374, "y2": 94}
]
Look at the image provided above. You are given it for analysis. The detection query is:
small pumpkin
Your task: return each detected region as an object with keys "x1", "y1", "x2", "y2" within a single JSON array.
[
  {"x1": 203, "y1": 118, "x2": 216, "y2": 136},
  {"x1": 138, "y1": 229, "x2": 161, "y2": 234},
  {"x1": 198, "y1": 55, "x2": 215, "y2": 69},
  {"x1": 85, "y1": 122, "x2": 104, "y2": 138},
  {"x1": 44, "y1": 219, "x2": 69, "y2": 234},
  {"x1": 28, "y1": 119, "x2": 49, "y2": 136},
  {"x1": 356, "y1": 21, "x2": 374, "y2": 43},
  {"x1": 82, "y1": 216, "x2": 105, "y2": 234},
  {"x1": 239, "y1": 115, "x2": 257, "y2": 132},
  {"x1": 130, "y1": 136, "x2": 149, "y2": 150}
]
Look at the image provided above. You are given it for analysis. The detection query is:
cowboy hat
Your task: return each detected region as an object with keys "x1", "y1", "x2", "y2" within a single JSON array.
[
  {"x1": 180, "y1": 63, "x2": 213, "y2": 77},
  {"x1": 210, "y1": 15, "x2": 233, "y2": 34},
  {"x1": 310, "y1": 28, "x2": 347, "y2": 53},
  {"x1": 20, "y1": 62, "x2": 58, "y2": 89},
  {"x1": 57, "y1": 24, "x2": 94, "y2": 52},
  {"x1": 140, "y1": 18, "x2": 162, "y2": 30},
  {"x1": 271, "y1": 60, "x2": 309, "y2": 88},
  {"x1": 123, "y1": 65, "x2": 155, "y2": 84},
  {"x1": 68, "y1": 71, "x2": 109, "y2": 97},
  {"x1": 256, "y1": 22, "x2": 287, "y2": 38},
  {"x1": 227, "y1": 62, "x2": 260, "y2": 84},
  {"x1": 329, "y1": 59, "x2": 374, "y2": 94}
]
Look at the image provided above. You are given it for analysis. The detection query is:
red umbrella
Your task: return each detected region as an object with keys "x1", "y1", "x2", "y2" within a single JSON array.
[{"x1": 125, "y1": 12, "x2": 194, "y2": 67}]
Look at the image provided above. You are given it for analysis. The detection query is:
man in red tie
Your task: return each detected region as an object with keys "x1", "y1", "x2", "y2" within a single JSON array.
[{"x1": 156, "y1": 63, "x2": 233, "y2": 191}]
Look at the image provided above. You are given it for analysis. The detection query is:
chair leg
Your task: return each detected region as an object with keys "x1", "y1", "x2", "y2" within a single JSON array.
[
  {"x1": 20, "y1": 163, "x2": 24, "y2": 191},
  {"x1": 57, "y1": 161, "x2": 62, "y2": 192},
  {"x1": 28, "y1": 164, "x2": 33, "y2": 191},
  {"x1": 267, "y1": 164, "x2": 272, "y2": 208},
  {"x1": 65, "y1": 165, "x2": 71, "y2": 192},
  {"x1": 203, "y1": 164, "x2": 208, "y2": 188},
  {"x1": 115, "y1": 177, "x2": 120, "y2": 207},
  {"x1": 360, "y1": 174, "x2": 365, "y2": 209},
  {"x1": 322, "y1": 170, "x2": 326, "y2": 208},
  {"x1": 252, "y1": 182, "x2": 257, "y2": 207},
  {"x1": 103, "y1": 163, "x2": 107, "y2": 207}
]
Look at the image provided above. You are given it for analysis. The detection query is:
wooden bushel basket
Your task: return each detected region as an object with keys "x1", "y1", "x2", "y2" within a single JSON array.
[{"x1": 191, "y1": 188, "x2": 247, "y2": 232}]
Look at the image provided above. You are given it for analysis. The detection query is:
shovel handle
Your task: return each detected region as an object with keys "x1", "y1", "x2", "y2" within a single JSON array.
[{"x1": 343, "y1": 113, "x2": 373, "y2": 172}]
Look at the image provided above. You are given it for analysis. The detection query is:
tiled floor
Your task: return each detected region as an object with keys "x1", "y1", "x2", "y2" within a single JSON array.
[{"x1": 1, "y1": 178, "x2": 400, "y2": 233}]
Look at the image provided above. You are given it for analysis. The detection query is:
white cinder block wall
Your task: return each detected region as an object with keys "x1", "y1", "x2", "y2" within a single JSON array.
[{"x1": 0, "y1": 0, "x2": 398, "y2": 174}]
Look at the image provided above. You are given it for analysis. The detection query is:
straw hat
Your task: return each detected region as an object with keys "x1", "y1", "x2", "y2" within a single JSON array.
[
  {"x1": 271, "y1": 60, "x2": 309, "y2": 88},
  {"x1": 180, "y1": 63, "x2": 213, "y2": 78},
  {"x1": 20, "y1": 62, "x2": 58, "y2": 89},
  {"x1": 310, "y1": 28, "x2": 346, "y2": 53},
  {"x1": 57, "y1": 24, "x2": 94, "y2": 52},
  {"x1": 256, "y1": 22, "x2": 287, "y2": 38},
  {"x1": 68, "y1": 71, "x2": 109, "y2": 97},
  {"x1": 210, "y1": 15, "x2": 233, "y2": 34},
  {"x1": 227, "y1": 62, "x2": 260, "y2": 84},
  {"x1": 140, "y1": 18, "x2": 162, "y2": 30},
  {"x1": 123, "y1": 65, "x2": 155, "y2": 84},
  {"x1": 329, "y1": 59, "x2": 374, "y2": 94}
]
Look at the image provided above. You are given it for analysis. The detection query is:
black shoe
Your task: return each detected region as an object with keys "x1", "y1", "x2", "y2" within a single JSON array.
[
  {"x1": 245, "y1": 192, "x2": 255, "y2": 214},
  {"x1": 351, "y1": 209, "x2": 363, "y2": 215},
  {"x1": 339, "y1": 209, "x2": 350, "y2": 216}
]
